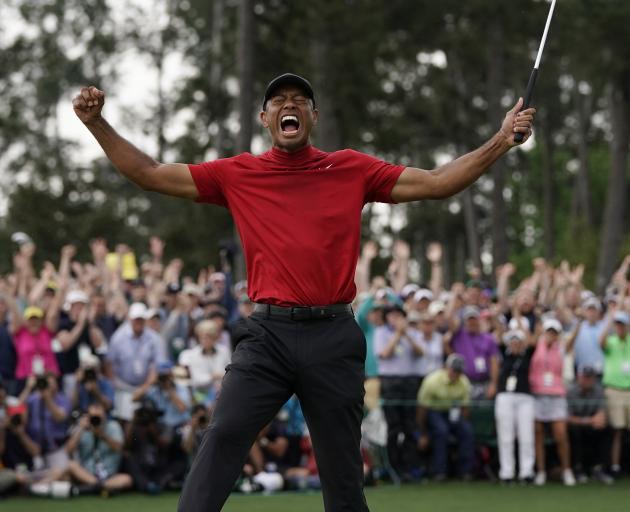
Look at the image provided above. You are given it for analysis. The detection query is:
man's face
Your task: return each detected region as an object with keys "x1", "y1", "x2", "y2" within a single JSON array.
[
  {"x1": 584, "y1": 306, "x2": 600, "y2": 324},
  {"x1": 260, "y1": 85, "x2": 318, "y2": 152},
  {"x1": 131, "y1": 318, "x2": 145, "y2": 336},
  {"x1": 578, "y1": 373, "x2": 595, "y2": 391},
  {"x1": 70, "y1": 301, "x2": 86, "y2": 318},
  {"x1": 464, "y1": 316, "x2": 480, "y2": 334},
  {"x1": 447, "y1": 368, "x2": 461, "y2": 383},
  {"x1": 614, "y1": 321, "x2": 627, "y2": 338}
]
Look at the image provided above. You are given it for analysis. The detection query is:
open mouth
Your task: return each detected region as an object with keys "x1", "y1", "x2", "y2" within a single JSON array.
[{"x1": 280, "y1": 114, "x2": 300, "y2": 135}]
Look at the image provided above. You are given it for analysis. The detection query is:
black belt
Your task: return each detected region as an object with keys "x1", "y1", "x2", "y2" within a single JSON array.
[{"x1": 253, "y1": 303, "x2": 353, "y2": 320}]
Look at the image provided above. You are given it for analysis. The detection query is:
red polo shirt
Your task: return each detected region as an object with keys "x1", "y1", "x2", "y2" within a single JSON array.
[{"x1": 189, "y1": 145, "x2": 404, "y2": 306}]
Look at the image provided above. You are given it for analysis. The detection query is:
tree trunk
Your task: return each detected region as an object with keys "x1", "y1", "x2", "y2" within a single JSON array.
[
  {"x1": 236, "y1": 0, "x2": 254, "y2": 154},
  {"x1": 210, "y1": 0, "x2": 225, "y2": 157},
  {"x1": 574, "y1": 87, "x2": 594, "y2": 227},
  {"x1": 486, "y1": 21, "x2": 509, "y2": 268},
  {"x1": 311, "y1": 38, "x2": 342, "y2": 151},
  {"x1": 596, "y1": 78, "x2": 630, "y2": 292},
  {"x1": 539, "y1": 113, "x2": 555, "y2": 260}
]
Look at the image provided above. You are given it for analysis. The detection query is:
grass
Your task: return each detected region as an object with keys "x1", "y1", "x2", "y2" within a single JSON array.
[{"x1": 3, "y1": 481, "x2": 630, "y2": 512}]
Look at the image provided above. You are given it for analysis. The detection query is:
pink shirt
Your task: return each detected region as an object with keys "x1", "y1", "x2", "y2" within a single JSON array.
[
  {"x1": 529, "y1": 338, "x2": 565, "y2": 396},
  {"x1": 14, "y1": 326, "x2": 60, "y2": 379}
]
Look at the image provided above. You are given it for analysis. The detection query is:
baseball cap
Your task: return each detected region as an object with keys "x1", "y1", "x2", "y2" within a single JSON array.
[
  {"x1": 465, "y1": 279, "x2": 484, "y2": 289},
  {"x1": 24, "y1": 306, "x2": 44, "y2": 320},
  {"x1": 145, "y1": 308, "x2": 160, "y2": 320},
  {"x1": 462, "y1": 305, "x2": 480, "y2": 319},
  {"x1": 401, "y1": 284, "x2": 420, "y2": 299},
  {"x1": 445, "y1": 354, "x2": 465, "y2": 373},
  {"x1": 503, "y1": 330, "x2": 526, "y2": 344},
  {"x1": 128, "y1": 302, "x2": 148, "y2": 320},
  {"x1": 183, "y1": 283, "x2": 202, "y2": 297},
  {"x1": 428, "y1": 300, "x2": 446, "y2": 316},
  {"x1": 542, "y1": 318, "x2": 562, "y2": 333},
  {"x1": 414, "y1": 289, "x2": 434, "y2": 303},
  {"x1": 209, "y1": 272, "x2": 226, "y2": 282},
  {"x1": 263, "y1": 73, "x2": 315, "y2": 110},
  {"x1": 583, "y1": 297, "x2": 601, "y2": 311},
  {"x1": 407, "y1": 311, "x2": 422, "y2": 323},
  {"x1": 166, "y1": 283, "x2": 181, "y2": 294},
  {"x1": 613, "y1": 311, "x2": 630, "y2": 326},
  {"x1": 66, "y1": 289, "x2": 89, "y2": 305},
  {"x1": 157, "y1": 361, "x2": 174, "y2": 375}
]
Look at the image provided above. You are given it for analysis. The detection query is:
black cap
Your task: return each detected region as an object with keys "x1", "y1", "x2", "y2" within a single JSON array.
[
  {"x1": 263, "y1": 73, "x2": 315, "y2": 110},
  {"x1": 579, "y1": 364, "x2": 597, "y2": 377}
]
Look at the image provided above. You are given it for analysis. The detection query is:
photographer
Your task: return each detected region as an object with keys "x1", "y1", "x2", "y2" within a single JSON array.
[
  {"x1": 133, "y1": 361, "x2": 191, "y2": 430},
  {"x1": 34, "y1": 403, "x2": 131, "y2": 495},
  {"x1": 71, "y1": 356, "x2": 114, "y2": 413},
  {"x1": 124, "y1": 398, "x2": 183, "y2": 494},
  {"x1": 18, "y1": 373, "x2": 71, "y2": 469},
  {"x1": 1, "y1": 400, "x2": 39, "y2": 474},
  {"x1": 181, "y1": 404, "x2": 210, "y2": 461}
]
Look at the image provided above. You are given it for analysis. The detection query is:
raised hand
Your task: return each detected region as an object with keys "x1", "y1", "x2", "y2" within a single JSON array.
[
  {"x1": 72, "y1": 86, "x2": 105, "y2": 124},
  {"x1": 500, "y1": 97, "x2": 536, "y2": 146},
  {"x1": 426, "y1": 242, "x2": 442, "y2": 264}
]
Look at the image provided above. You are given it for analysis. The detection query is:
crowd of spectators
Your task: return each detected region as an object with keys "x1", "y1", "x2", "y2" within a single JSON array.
[{"x1": 0, "y1": 234, "x2": 629, "y2": 499}]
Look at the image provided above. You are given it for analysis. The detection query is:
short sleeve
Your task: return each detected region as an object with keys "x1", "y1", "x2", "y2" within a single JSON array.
[
  {"x1": 350, "y1": 151, "x2": 405, "y2": 204},
  {"x1": 188, "y1": 160, "x2": 229, "y2": 207}
]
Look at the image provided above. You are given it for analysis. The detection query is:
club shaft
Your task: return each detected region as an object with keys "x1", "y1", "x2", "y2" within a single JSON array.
[{"x1": 534, "y1": 0, "x2": 556, "y2": 69}]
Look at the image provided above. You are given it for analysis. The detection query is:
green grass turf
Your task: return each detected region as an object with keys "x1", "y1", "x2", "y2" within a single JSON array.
[{"x1": 3, "y1": 481, "x2": 630, "y2": 512}]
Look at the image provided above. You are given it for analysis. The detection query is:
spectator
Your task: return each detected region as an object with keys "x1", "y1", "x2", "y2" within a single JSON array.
[
  {"x1": 106, "y1": 303, "x2": 165, "y2": 421},
  {"x1": 56, "y1": 289, "x2": 107, "y2": 398},
  {"x1": 162, "y1": 292, "x2": 193, "y2": 361},
  {"x1": 133, "y1": 361, "x2": 191, "y2": 431},
  {"x1": 446, "y1": 305, "x2": 499, "y2": 400},
  {"x1": 178, "y1": 320, "x2": 230, "y2": 403},
  {"x1": 0, "y1": 398, "x2": 36, "y2": 497},
  {"x1": 124, "y1": 398, "x2": 182, "y2": 494},
  {"x1": 71, "y1": 355, "x2": 114, "y2": 413},
  {"x1": 567, "y1": 297, "x2": 605, "y2": 377},
  {"x1": 530, "y1": 318, "x2": 576, "y2": 486},
  {"x1": 417, "y1": 354, "x2": 474, "y2": 481},
  {"x1": 413, "y1": 312, "x2": 445, "y2": 384},
  {"x1": 567, "y1": 365, "x2": 612, "y2": 484},
  {"x1": 0, "y1": 319, "x2": 17, "y2": 396},
  {"x1": 6, "y1": 295, "x2": 62, "y2": 393},
  {"x1": 21, "y1": 373, "x2": 71, "y2": 470},
  {"x1": 374, "y1": 305, "x2": 423, "y2": 479},
  {"x1": 181, "y1": 404, "x2": 210, "y2": 461},
  {"x1": 599, "y1": 308, "x2": 630, "y2": 478},
  {"x1": 356, "y1": 290, "x2": 391, "y2": 379},
  {"x1": 90, "y1": 293, "x2": 121, "y2": 342},
  {"x1": 494, "y1": 329, "x2": 536, "y2": 483},
  {"x1": 33, "y1": 403, "x2": 132, "y2": 495}
]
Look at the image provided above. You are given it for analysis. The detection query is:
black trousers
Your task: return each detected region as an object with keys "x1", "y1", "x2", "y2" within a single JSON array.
[
  {"x1": 569, "y1": 424, "x2": 609, "y2": 471},
  {"x1": 178, "y1": 311, "x2": 368, "y2": 512}
]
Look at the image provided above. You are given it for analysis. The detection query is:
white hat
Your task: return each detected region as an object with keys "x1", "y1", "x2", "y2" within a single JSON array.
[
  {"x1": 582, "y1": 297, "x2": 602, "y2": 311},
  {"x1": 128, "y1": 302, "x2": 148, "y2": 320},
  {"x1": 66, "y1": 289, "x2": 89, "y2": 304},
  {"x1": 503, "y1": 330, "x2": 526, "y2": 344},
  {"x1": 414, "y1": 288, "x2": 434, "y2": 302},
  {"x1": 145, "y1": 308, "x2": 160, "y2": 319},
  {"x1": 542, "y1": 318, "x2": 562, "y2": 333},
  {"x1": 613, "y1": 311, "x2": 630, "y2": 326},
  {"x1": 401, "y1": 284, "x2": 420, "y2": 298},
  {"x1": 428, "y1": 300, "x2": 446, "y2": 316},
  {"x1": 183, "y1": 283, "x2": 202, "y2": 297},
  {"x1": 407, "y1": 311, "x2": 422, "y2": 323}
]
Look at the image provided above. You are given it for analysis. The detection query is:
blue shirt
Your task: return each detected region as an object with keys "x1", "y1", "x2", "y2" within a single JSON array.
[
  {"x1": 77, "y1": 377, "x2": 115, "y2": 412},
  {"x1": 573, "y1": 320, "x2": 605, "y2": 373},
  {"x1": 77, "y1": 420, "x2": 123, "y2": 477},
  {"x1": 107, "y1": 323, "x2": 166, "y2": 386},
  {"x1": 373, "y1": 325, "x2": 417, "y2": 376},
  {"x1": 145, "y1": 383, "x2": 191, "y2": 427},
  {"x1": 26, "y1": 392, "x2": 71, "y2": 454}
]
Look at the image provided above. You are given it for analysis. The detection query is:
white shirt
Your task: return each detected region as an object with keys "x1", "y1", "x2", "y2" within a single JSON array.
[
  {"x1": 178, "y1": 344, "x2": 231, "y2": 389},
  {"x1": 415, "y1": 332, "x2": 444, "y2": 377}
]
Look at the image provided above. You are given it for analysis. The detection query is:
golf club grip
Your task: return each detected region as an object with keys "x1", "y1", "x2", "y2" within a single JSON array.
[{"x1": 514, "y1": 68, "x2": 538, "y2": 143}]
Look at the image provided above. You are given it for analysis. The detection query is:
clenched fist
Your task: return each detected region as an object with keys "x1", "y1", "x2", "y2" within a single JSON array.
[{"x1": 73, "y1": 86, "x2": 105, "y2": 124}]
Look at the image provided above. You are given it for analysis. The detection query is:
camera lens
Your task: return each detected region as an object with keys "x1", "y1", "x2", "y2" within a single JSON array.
[
  {"x1": 36, "y1": 376, "x2": 48, "y2": 390},
  {"x1": 89, "y1": 415, "x2": 102, "y2": 427},
  {"x1": 84, "y1": 368, "x2": 96, "y2": 381},
  {"x1": 10, "y1": 414, "x2": 22, "y2": 427}
]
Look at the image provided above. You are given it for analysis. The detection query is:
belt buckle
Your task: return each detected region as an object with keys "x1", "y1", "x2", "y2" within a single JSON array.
[
  {"x1": 290, "y1": 307, "x2": 310, "y2": 320},
  {"x1": 311, "y1": 306, "x2": 331, "y2": 318}
]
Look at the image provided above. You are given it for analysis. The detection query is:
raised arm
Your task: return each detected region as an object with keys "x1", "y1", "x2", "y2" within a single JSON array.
[
  {"x1": 391, "y1": 99, "x2": 535, "y2": 203},
  {"x1": 73, "y1": 86, "x2": 198, "y2": 200}
]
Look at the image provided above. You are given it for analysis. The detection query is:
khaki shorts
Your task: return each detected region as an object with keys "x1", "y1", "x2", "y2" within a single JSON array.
[{"x1": 605, "y1": 387, "x2": 630, "y2": 429}]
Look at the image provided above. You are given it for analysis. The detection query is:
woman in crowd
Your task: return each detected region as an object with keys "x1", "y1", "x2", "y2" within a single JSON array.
[{"x1": 529, "y1": 318, "x2": 576, "y2": 486}]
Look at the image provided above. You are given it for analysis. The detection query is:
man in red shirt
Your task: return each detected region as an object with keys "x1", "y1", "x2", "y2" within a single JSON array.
[{"x1": 73, "y1": 73, "x2": 535, "y2": 511}]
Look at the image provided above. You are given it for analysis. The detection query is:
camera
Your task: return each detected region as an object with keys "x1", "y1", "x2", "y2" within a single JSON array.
[
  {"x1": 157, "y1": 373, "x2": 171, "y2": 386},
  {"x1": 10, "y1": 414, "x2": 22, "y2": 427},
  {"x1": 134, "y1": 399, "x2": 162, "y2": 427},
  {"x1": 198, "y1": 415, "x2": 209, "y2": 428},
  {"x1": 36, "y1": 375, "x2": 48, "y2": 390},
  {"x1": 89, "y1": 415, "x2": 102, "y2": 428},
  {"x1": 83, "y1": 368, "x2": 97, "y2": 382}
]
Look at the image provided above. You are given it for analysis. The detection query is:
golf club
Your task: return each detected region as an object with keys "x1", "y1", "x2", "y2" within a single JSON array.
[{"x1": 514, "y1": 0, "x2": 557, "y2": 143}]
